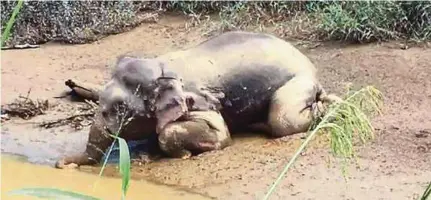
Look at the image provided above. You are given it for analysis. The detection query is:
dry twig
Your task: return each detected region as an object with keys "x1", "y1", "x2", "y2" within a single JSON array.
[
  {"x1": 38, "y1": 101, "x2": 97, "y2": 130},
  {"x1": 1, "y1": 90, "x2": 49, "y2": 120}
]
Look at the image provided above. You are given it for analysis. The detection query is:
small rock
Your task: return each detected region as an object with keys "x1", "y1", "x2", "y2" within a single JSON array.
[
  {"x1": 417, "y1": 145, "x2": 428, "y2": 153},
  {"x1": 415, "y1": 129, "x2": 430, "y2": 138}
]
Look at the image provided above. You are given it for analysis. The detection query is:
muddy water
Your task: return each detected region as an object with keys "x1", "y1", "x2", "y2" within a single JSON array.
[{"x1": 1, "y1": 154, "x2": 210, "y2": 200}]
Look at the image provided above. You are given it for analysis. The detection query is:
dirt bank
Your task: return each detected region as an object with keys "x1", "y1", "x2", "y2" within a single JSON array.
[{"x1": 1, "y1": 16, "x2": 430, "y2": 200}]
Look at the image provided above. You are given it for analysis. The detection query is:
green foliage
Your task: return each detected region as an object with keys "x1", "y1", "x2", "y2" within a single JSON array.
[
  {"x1": 2, "y1": 1, "x2": 429, "y2": 45},
  {"x1": 263, "y1": 85, "x2": 384, "y2": 200},
  {"x1": 163, "y1": 1, "x2": 430, "y2": 43},
  {"x1": 319, "y1": 85, "x2": 383, "y2": 173},
  {"x1": 161, "y1": 1, "x2": 227, "y2": 15},
  {"x1": 0, "y1": 1, "x2": 151, "y2": 46},
  {"x1": 420, "y1": 181, "x2": 431, "y2": 200},
  {"x1": 1, "y1": 0, "x2": 23, "y2": 47},
  {"x1": 113, "y1": 136, "x2": 131, "y2": 200},
  {"x1": 7, "y1": 188, "x2": 101, "y2": 200},
  {"x1": 309, "y1": 1, "x2": 431, "y2": 42}
]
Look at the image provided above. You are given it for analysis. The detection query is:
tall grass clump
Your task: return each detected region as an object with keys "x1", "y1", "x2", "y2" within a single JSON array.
[
  {"x1": 217, "y1": 1, "x2": 307, "y2": 31},
  {"x1": 2, "y1": 1, "x2": 430, "y2": 46},
  {"x1": 164, "y1": 1, "x2": 430, "y2": 43},
  {"x1": 0, "y1": 1, "x2": 157, "y2": 46},
  {"x1": 301, "y1": 1, "x2": 431, "y2": 43},
  {"x1": 263, "y1": 85, "x2": 384, "y2": 200}
]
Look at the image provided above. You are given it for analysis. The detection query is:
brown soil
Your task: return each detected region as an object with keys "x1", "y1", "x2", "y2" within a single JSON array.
[{"x1": 1, "y1": 16, "x2": 430, "y2": 200}]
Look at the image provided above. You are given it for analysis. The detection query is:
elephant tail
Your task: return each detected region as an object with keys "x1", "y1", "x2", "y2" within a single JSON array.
[
  {"x1": 306, "y1": 82, "x2": 343, "y2": 120},
  {"x1": 315, "y1": 82, "x2": 343, "y2": 106}
]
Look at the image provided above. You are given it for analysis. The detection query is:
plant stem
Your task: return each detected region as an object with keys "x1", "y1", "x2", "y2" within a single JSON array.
[
  {"x1": 1, "y1": 0, "x2": 24, "y2": 48},
  {"x1": 98, "y1": 136, "x2": 118, "y2": 176},
  {"x1": 420, "y1": 181, "x2": 431, "y2": 200}
]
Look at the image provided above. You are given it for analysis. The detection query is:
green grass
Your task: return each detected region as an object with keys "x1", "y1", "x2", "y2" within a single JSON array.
[
  {"x1": 1, "y1": 0, "x2": 23, "y2": 48},
  {"x1": 3, "y1": 1, "x2": 430, "y2": 45},
  {"x1": 165, "y1": 1, "x2": 430, "y2": 43},
  {"x1": 107, "y1": 135, "x2": 131, "y2": 200},
  {"x1": 307, "y1": 1, "x2": 431, "y2": 43},
  {"x1": 262, "y1": 85, "x2": 384, "y2": 200},
  {"x1": 420, "y1": 181, "x2": 431, "y2": 200}
]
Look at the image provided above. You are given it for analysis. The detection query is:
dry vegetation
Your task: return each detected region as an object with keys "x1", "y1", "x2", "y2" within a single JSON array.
[{"x1": 2, "y1": 1, "x2": 430, "y2": 47}]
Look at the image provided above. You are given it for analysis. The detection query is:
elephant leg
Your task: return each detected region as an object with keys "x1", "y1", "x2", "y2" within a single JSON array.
[
  {"x1": 55, "y1": 112, "x2": 113, "y2": 169},
  {"x1": 158, "y1": 111, "x2": 232, "y2": 159},
  {"x1": 267, "y1": 76, "x2": 319, "y2": 138}
]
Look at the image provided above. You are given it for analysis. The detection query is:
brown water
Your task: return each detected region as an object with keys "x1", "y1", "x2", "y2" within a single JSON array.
[{"x1": 1, "y1": 154, "x2": 210, "y2": 200}]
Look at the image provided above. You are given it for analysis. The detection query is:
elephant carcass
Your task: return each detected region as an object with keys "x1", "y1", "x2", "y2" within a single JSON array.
[
  {"x1": 56, "y1": 31, "x2": 342, "y2": 168},
  {"x1": 153, "y1": 31, "x2": 342, "y2": 135}
]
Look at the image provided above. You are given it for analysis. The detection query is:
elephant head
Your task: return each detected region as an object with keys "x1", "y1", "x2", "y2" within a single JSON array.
[
  {"x1": 101, "y1": 54, "x2": 224, "y2": 134},
  {"x1": 152, "y1": 73, "x2": 225, "y2": 133}
]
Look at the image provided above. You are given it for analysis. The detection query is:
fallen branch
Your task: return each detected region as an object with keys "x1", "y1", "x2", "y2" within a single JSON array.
[
  {"x1": 39, "y1": 112, "x2": 95, "y2": 130},
  {"x1": 38, "y1": 99, "x2": 97, "y2": 130},
  {"x1": 58, "y1": 79, "x2": 102, "y2": 103},
  {"x1": 1, "y1": 90, "x2": 50, "y2": 120}
]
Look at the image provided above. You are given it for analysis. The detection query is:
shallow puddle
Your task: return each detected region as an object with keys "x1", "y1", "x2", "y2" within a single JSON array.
[{"x1": 1, "y1": 154, "x2": 210, "y2": 200}]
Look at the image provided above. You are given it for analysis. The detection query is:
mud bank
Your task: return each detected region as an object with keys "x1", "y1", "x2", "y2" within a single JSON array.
[{"x1": 1, "y1": 16, "x2": 430, "y2": 199}]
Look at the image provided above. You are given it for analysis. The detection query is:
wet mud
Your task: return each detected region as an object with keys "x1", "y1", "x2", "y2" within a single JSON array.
[{"x1": 1, "y1": 16, "x2": 430, "y2": 199}]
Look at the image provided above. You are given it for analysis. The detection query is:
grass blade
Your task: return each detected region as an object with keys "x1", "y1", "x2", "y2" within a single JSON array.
[
  {"x1": 8, "y1": 188, "x2": 101, "y2": 200},
  {"x1": 1, "y1": 0, "x2": 24, "y2": 48},
  {"x1": 420, "y1": 181, "x2": 431, "y2": 200},
  {"x1": 117, "y1": 137, "x2": 131, "y2": 200}
]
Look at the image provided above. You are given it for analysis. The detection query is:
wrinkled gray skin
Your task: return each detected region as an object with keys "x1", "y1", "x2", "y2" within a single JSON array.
[
  {"x1": 56, "y1": 31, "x2": 342, "y2": 168},
  {"x1": 153, "y1": 31, "x2": 342, "y2": 135},
  {"x1": 55, "y1": 54, "x2": 225, "y2": 168}
]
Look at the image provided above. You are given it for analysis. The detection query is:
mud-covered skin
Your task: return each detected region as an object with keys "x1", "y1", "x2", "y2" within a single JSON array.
[
  {"x1": 55, "y1": 107, "x2": 159, "y2": 169},
  {"x1": 55, "y1": 55, "x2": 225, "y2": 168},
  {"x1": 55, "y1": 110, "x2": 114, "y2": 168},
  {"x1": 56, "y1": 31, "x2": 341, "y2": 168},
  {"x1": 158, "y1": 110, "x2": 232, "y2": 159},
  {"x1": 153, "y1": 31, "x2": 342, "y2": 137},
  {"x1": 102, "y1": 55, "x2": 222, "y2": 133},
  {"x1": 208, "y1": 64, "x2": 294, "y2": 131}
]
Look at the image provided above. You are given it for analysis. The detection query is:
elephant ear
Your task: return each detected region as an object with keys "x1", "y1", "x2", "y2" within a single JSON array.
[{"x1": 155, "y1": 96, "x2": 188, "y2": 133}]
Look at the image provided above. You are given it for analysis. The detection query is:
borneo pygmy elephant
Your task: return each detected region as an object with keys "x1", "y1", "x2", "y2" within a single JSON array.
[{"x1": 55, "y1": 31, "x2": 342, "y2": 168}]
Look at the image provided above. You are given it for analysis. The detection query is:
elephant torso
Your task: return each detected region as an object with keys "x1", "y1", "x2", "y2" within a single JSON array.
[{"x1": 155, "y1": 31, "x2": 319, "y2": 131}]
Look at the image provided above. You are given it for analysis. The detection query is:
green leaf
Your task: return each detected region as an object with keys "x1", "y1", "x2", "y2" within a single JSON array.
[
  {"x1": 118, "y1": 137, "x2": 131, "y2": 200},
  {"x1": 420, "y1": 181, "x2": 431, "y2": 200},
  {"x1": 1, "y1": 0, "x2": 24, "y2": 48},
  {"x1": 7, "y1": 188, "x2": 101, "y2": 200}
]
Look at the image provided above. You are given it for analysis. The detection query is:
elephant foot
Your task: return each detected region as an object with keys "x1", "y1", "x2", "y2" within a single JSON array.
[
  {"x1": 131, "y1": 152, "x2": 163, "y2": 165},
  {"x1": 55, "y1": 154, "x2": 98, "y2": 169},
  {"x1": 55, "y1": 158, "x2": 79, "y2": 169},
  {"x1": 180, "y1": 150, "x2": 192, "y2": 159},
  {"x1": 158, "y1": 111, "x2": 232, "y2": 158}
]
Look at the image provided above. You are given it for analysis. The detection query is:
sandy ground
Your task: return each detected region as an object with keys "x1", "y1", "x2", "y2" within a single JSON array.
[{"x1": 1, "y1": 16, "x2": 430, "y2": 200}]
